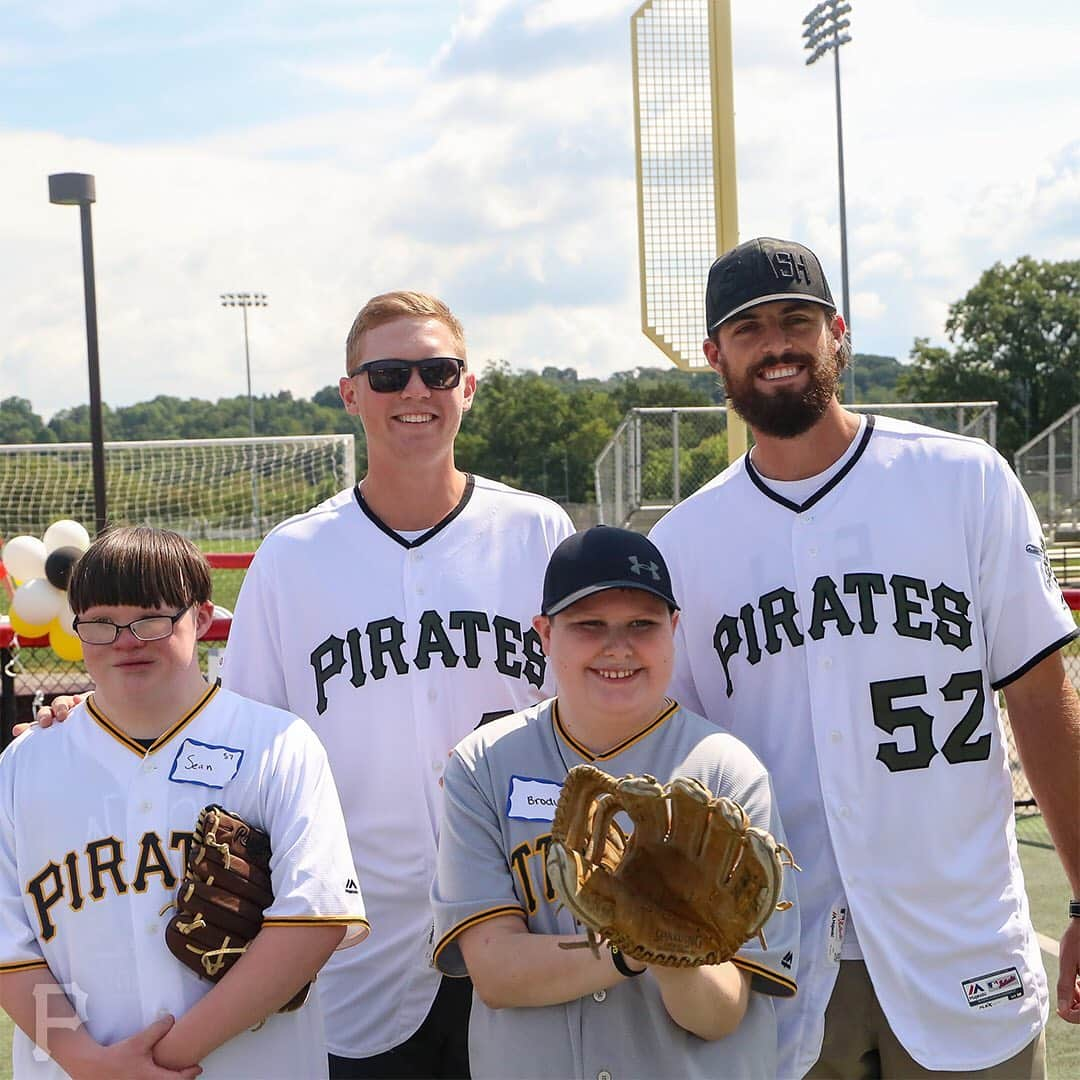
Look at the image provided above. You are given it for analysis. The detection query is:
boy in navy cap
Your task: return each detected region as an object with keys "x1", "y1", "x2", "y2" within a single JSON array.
[{"x1": 430, "y1": 526, "x2": 798, "y2": 1079}]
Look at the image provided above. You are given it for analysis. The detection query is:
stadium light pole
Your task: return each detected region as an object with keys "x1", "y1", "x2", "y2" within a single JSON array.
[
  {"x1": 48, "y1": 172, "x2": 108, "y2": 536},
  {"x1": 220, "y1": 292, "x2": 268, "y2": 535},
  {"x1": 219, "y1": 292, "x2": 267, "y2": 438},
  {"x1": 802, "y1": 2, "x2": 854, "y2": 403}
]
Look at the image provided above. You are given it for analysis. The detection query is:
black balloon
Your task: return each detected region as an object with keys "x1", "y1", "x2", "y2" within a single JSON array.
[{"x1": 45, "y1": 546, "x2": 81, "y2": 590}]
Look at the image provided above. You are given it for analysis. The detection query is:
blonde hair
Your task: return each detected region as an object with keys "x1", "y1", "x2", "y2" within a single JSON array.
[{"x1": 345, "y1": 291, "x2": 467, "y2": 374}]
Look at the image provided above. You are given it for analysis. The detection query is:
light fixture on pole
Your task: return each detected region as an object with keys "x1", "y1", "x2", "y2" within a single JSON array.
[
  {"x1": 802, "y1": 1, "x2": 854, "y2": 402},
  {"x1": 220, "y1": 292, "x2": 268, "y2": 535},
  {"x1": 48, "y1": 172, "x2": 108, "y2": 535},
  {"x1": 219, "y1": 292, "x2": 268, "y2": 438}
]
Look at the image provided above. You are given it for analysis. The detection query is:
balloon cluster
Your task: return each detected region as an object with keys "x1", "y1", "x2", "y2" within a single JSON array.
[{"x1": 1, "y1": 521, "x2": 91, "y2": 662}]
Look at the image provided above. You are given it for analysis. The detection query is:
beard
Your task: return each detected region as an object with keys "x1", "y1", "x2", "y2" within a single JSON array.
[{"x1": 719, "y1": 348, "x2": 841, "y2": 438}]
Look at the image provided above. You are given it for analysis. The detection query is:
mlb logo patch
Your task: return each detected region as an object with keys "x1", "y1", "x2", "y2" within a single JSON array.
[{"x1": 962, "y1": 967, "x2": 1024, "y2": 1009}]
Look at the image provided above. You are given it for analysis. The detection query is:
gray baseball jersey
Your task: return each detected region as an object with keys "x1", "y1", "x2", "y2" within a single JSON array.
[
  {"x1": 432, "y1": 697, "x2": 799, "y2": 1080},
  {"x1": 650, "y1": 415, "x2": 1077, "y2": 1076},
  {"x1": 222, "y1": 475, "x2": 574, "y2": 1057},
  {"x1": 0, "y1": 685, "x2": 367, "y2": 1079}
]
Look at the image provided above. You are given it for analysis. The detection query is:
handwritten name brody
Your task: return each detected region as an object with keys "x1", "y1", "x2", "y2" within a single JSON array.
[{"x1": 527, "y1": 795, "x2": 557, "y2": 807}]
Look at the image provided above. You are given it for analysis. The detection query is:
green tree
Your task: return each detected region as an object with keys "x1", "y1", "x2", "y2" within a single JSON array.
[
  {"x1": 0, "y1": 397, "x2": 54, "y2": 443},
  {"x1": 898, "y1": 257, "x2": 1080, "y2": 457},
  {"x1": 851, "y1": 354, "x2": 905, "y2": 403},
  {"x1": 457, "y1": 363, "x2": 619, "y2": 501}
]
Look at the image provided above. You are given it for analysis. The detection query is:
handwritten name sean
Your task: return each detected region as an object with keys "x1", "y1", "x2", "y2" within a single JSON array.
[{"x1": 185, "y1": 751, "x2": 237, "y2": 772}]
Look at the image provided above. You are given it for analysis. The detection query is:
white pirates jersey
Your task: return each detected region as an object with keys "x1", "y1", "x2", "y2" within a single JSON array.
[
  {"x1": 0, "y1": 684, "x2": 367, "y2": 1079},
  {"x1": 651, "y1": 415, "x2": 1077, "y2": 1075},
  {"x1": 431, "y1": 697, "x2": 799, "y2": 1080},
  {"x1": 222, "y1": 475, "x2": 574, "y2": 1057}
]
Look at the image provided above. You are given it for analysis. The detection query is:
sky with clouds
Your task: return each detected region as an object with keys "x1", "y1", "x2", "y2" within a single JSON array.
[{"x1": 1, "y1": 0, "x2": 1077, "y2": 421}]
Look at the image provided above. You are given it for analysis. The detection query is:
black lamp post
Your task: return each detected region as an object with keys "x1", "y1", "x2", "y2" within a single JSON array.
[{"x1": 48, "y1": 172, "x2": 107, "y2": 535}]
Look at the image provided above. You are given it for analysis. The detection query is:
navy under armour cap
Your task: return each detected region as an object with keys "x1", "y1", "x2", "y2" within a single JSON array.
[
  {"x1": 706, "y1": 237, "x2": 836, "y2": 333},
  {"x1": 541, "y1": 526, "x2": 679, "y2": 616}
]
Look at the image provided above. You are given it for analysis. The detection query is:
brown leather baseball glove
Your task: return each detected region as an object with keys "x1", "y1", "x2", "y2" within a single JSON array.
[
  {"x1": 164, "y1": 804, "x2": 308, "y2": 1011},
  {"x1": 546, "y1": 764, "x2": 794, "y2": 968}
]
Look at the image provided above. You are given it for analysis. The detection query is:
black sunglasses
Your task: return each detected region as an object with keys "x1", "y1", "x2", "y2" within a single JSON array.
[{"x1": 349, "y1": 357, "x2": 465, "y2": 394}]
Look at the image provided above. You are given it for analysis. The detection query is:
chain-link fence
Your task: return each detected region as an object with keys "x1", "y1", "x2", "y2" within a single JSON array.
[
  {"x1": 0, "y1": 554, "x2": 247, "y2": 741},
  {"x1": 595, "y1": 402, "x2": 998, "y2": 529},
  {"x1": 0, "y1": 632, "x2": 227, "y2": 740},
  {"x1": 7, "y1": 624, "x2": 1074, "y2": 817},
  {"x1": 1015, "y1": 403, "x2": 1080, "y2": 542}
]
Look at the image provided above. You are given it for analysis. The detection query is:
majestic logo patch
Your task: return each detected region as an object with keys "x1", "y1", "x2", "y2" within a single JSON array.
[
  {"x1": 345, "y1": 878, "x2": 360, "y2": 895},
  {"x1": 963, "y1": 967, "x2": 1024, "y2": 1009},
  {"x1": 781, "y1": 950, "x2": 794, "y2": 970},
  {"x1": 826, "y1": 906, "x2": 847, "y2": 963},
  {"x1": 506, "y1": 776, "x2": 563, "y2": 822},
  {"x1": 169, "y1": 738, "x2": 244, "y2": 788}
]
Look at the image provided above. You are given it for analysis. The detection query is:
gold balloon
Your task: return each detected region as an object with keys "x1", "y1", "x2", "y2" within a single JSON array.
[
  {"x1": 49, "y1": 624, "x2": 84, "y2": 663},
  {"x1": 7, "y1": 609, "x2": 51, "y2": 639}
]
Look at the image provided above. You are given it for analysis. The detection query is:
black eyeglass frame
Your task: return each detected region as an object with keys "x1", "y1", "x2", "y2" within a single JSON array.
[
  {"x1": 347, "y1": 356, "x2": 465, "y2": 393},
  {"x1": 72, "y1": 605, "x2": 193, "y2": 645}
]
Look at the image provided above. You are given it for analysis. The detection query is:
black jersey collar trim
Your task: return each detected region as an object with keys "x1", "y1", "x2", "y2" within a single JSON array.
[
  {"x1": 553, "y1": 698, "x2": 678, "y2": 761},
  {"x1": 353, "y1": 474, "x2": 475, "y2": 549},
  {"x1": 745, "y1": 414, "x2": 875, "y2": 514}
]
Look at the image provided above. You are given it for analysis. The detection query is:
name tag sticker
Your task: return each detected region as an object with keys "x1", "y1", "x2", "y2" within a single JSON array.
[
  {"x1": 506, "y1": 776, "x2": 563, "y2": 822},
  {"x1": 169, "y1": 738, "x2": 244, "y2": 789}
]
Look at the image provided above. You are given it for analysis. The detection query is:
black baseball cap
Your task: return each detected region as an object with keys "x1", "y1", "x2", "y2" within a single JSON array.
[
  {"x1": 541, "y1": 526, "x2": 679, "y2": 617},
  {"x1": 706, "y1": 237, "x2": 835, "y2": 333}
]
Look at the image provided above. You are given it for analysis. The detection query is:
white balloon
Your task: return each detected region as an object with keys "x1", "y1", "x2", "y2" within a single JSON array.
[
  {"x1": 12, "y1": 579, "x2": 66, "y2": 626},
  {"x1": 58, "y1": 603, "x2": 78, "y2": 635},
  {"x1": 44, "y1": 520, "x2": 91, "y2": 554},
  {"x1": 1, "y1": 535, "x2": 47, "y2": 582}
]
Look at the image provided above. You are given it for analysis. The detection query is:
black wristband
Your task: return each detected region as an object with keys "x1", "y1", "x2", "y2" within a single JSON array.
[
  {"x1": 1070, "y1": 900, "x2": 1080, "y2": 919},
  {"x1": 610, "y1": 945, "x2": 644, "y2": 977}
]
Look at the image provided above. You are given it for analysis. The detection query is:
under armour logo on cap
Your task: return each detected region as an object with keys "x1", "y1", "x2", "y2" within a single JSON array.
[
  {"x1": 541, "y1": 526, "x2": 679, "y2": 616},
  {"x1": 628, "y1": 555, "x2": 661, "y2": 581}
]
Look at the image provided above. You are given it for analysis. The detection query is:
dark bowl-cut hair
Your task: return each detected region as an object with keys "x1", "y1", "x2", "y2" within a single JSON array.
[{"x1": 67, "y1": 526, "x2": 212, "y2": 615}]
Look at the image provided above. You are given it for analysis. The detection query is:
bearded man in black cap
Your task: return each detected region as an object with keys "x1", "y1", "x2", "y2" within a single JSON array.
[{"x1": 650, "y1": 237, "x2": 1080, "y2": 1079}]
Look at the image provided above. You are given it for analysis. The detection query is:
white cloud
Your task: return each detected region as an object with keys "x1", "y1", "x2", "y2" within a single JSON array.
[
  {"x1": 2, "y1": 0, "x2": 1078, "y2": 422},
  {"x1": 852, "y1": 292, "x2": 886, "y2": 321}
]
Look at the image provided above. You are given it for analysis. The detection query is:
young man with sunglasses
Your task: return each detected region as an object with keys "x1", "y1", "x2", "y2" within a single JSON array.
[
  {"x1": 0, "y1": 526, "x2": 367, "y2": 1079},
  {"x1": 220, "y1": 292, "x2": 575, "y2": 1078}
]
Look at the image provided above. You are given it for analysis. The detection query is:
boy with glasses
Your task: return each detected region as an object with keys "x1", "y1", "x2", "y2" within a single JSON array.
[
  {"x1": 0, "y1": 525, "x2": 367, "y2": 1078},
  {"x1": 33, "y1": 293, "x2": 574, "y2": 1077}
]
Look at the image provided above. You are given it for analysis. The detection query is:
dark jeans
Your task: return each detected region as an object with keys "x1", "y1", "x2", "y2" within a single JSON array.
[{"x1": 328, "y1": 975, "x2": 472, "y2": 1079}]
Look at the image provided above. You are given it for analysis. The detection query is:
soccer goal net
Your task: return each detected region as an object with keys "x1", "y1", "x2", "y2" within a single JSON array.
[{"x1": 0, "y1": 434, "x2": 355, "y2": 541}]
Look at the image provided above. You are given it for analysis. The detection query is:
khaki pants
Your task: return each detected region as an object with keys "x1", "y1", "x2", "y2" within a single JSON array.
[{"x1": 806, "y1": 960, "x2": 1046, "y2": 1080}]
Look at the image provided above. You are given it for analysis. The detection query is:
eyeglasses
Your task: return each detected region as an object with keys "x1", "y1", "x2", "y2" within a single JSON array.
[
  {"x1": 72, "y1": 606, "x2": 191, "y2": 645},
  {"x1": 348, "y1": 357, "x2": 465, "y2": 394}
]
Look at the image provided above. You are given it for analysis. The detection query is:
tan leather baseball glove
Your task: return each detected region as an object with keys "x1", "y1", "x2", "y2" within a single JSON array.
[{"x1": 546, "y1": 764, "x2": 794, "y2": 968}]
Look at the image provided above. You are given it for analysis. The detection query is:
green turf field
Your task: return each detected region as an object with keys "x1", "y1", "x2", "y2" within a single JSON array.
[{"x1": 0, "y1": 821, "x2": 1072, "y2": 1078}]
